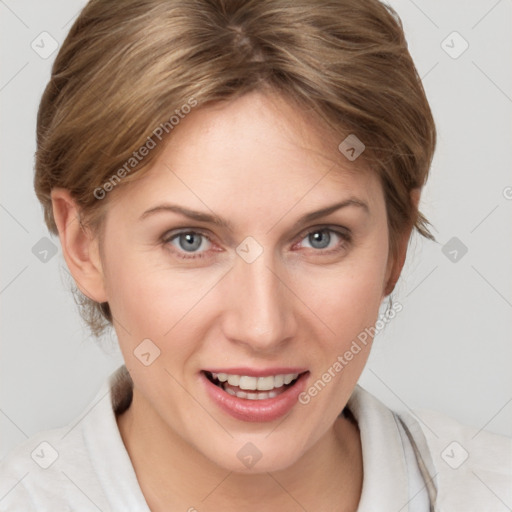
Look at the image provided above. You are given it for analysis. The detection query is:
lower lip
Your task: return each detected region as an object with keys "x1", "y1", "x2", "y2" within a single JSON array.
[{"x1": 201, "y1": 371, "x2": 309, "y2": 423}]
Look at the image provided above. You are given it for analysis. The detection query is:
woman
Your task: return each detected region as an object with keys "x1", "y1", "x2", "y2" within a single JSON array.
[{"x1": 1, "y1": 0, "x2": 510, "y2": 510}]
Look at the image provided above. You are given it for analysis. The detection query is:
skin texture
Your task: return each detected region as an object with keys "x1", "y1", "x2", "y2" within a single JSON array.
[{"x1": 51, "y1": 90, "x2": 414, "y2": 511}]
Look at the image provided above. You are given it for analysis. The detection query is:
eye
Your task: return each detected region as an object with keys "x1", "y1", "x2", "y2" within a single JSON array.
[
  {"x1": 303, "y1": 229, "x2": 333, "y2": 249},
  {"x1": 164, "y1": 230, "x2": 212, "y2": 257},
  {"x1": 296, "y1": 227, "x2": 351, "y2": 252}
]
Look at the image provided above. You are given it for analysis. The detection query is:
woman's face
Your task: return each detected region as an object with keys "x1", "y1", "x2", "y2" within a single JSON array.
[{"x1": 98, "y1": 90, "x2": 395, "y2": 472}]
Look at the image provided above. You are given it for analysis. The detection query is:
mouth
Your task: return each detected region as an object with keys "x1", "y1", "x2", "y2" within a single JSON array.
[
  {"x1": 200, "y1": 369, "x2": 310, "y2": 422},
  {"x1": 203, "y1": 370, "x2": 304, "y2": 400}
]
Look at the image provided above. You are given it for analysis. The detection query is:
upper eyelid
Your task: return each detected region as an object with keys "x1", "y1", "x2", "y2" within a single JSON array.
[
  {"x1": 163, "y1": 226, "x2": 235, "y2": 248},
  {"x1": 295, "y1": 224, "x2": 352, "y2": 244},
  {"x1": 163, "y1": 227, "x2": 213, "y2": 240}
]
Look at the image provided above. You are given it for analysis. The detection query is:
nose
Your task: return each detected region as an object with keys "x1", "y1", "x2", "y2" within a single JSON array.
[{"x1": 220, "y1": 249, "x2": 297, "y2": 353}]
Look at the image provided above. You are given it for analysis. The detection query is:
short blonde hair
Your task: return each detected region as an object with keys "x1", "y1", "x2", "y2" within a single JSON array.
[{"x1": 35, "y1": 0, "x2": 436, "y2": 336}]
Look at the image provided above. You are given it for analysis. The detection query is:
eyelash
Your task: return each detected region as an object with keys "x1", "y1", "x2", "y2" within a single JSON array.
[{"x1": 161, "y1": 226, "x2": 352, "y2": 261}]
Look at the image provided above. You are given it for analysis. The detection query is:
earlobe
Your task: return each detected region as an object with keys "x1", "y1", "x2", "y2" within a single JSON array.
[{"x1": 51, "y1": 188, "x2": 108, "y2": 303}]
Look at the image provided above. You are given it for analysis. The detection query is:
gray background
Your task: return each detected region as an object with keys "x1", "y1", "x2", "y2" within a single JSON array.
[{"x1": 1, "y1": 0, "x2": 511, "y2": 460}]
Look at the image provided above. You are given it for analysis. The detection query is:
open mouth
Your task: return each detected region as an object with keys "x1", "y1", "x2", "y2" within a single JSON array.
[{"x1": 203, "y1": 370, "x2": 306, "y2": 401}]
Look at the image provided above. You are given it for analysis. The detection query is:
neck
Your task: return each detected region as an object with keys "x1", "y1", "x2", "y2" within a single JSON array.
[{"x1": 117, "y1": 387, "x2": 363, "y2": 512}]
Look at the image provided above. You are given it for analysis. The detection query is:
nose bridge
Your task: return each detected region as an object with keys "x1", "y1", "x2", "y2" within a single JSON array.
[{"x1": 223, "y1": 250, "x2": 294, "y2": 350}]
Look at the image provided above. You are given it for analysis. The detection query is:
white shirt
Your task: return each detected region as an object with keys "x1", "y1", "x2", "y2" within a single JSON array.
[{"x1": 0, "y1": 365, "x2": 510, "y2": 511}]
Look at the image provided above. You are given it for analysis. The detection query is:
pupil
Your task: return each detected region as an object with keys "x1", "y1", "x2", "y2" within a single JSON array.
[
  {"x1": 179, "y1": 233, "x2": 202, "y2": 251},
  {"x1": 309, "y1": 230, "x2": 330, "y2": 249}
]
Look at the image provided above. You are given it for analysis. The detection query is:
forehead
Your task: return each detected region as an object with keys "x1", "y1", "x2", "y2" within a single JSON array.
[
  {"x1": 108, "y1": 90, "x2": 384, "y2": 220},
  {"x1": 166, "y1": 91, "x2": 360, "y2": 180}
]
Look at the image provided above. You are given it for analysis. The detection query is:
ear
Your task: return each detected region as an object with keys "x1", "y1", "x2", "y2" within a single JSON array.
[
  {"x1": 383, "y1": 188, "x2": 421, "y2": 297},
  {"x1": 51, "y1": 188, "x2": 108, "y2": 302}
]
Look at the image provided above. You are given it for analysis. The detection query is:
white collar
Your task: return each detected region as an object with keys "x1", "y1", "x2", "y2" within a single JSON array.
[{"x1": 348, "y1": 385, "x2": 431, "y2": 511}]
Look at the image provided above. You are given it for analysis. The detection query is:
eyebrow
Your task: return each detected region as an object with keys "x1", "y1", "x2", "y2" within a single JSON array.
[
  {"x1": 139, "y1": 198, "x2": 369, "y2": 231},
  {"x1": 139, "y1": 203, "x2": 232, "y2": 229},
  {"x1": 290, "y1": 198, "x2": 369, "y2": 231}
]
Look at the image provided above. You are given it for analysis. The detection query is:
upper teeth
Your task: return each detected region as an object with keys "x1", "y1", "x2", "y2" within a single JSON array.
[{"x1": 211, "y1": 372, "x2": 299, "y2": 391}]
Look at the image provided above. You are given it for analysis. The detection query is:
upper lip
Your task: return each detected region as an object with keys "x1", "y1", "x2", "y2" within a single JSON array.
[{"x1": 202, "y1": 367, "x2": 309, "y2": 377}]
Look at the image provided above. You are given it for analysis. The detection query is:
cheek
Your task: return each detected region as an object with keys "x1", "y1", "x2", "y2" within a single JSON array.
[
  {"x1": 104, "y1": 258, "x2": 160, "y2": 328},
  {"x1": 295, "y1": 244, "x2": 389, "y2": 335},
  {"x1": 300, "y1": 276, "x2": 384, "y2": 373},
  {"x1": 102, "y1": 246, "x2": 223, "y2": 352},
  {"x1": 294, "y1": 254, "x2": 388, "y2": 417}
]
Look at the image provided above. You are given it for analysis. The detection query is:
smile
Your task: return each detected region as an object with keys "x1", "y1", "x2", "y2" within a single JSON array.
[
  {"x1": 205, "y1": 371, "x2": 301, "y2": 400},
  {"x1": 201, "y1": 369, "x2": 310, "y2": 422}
]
